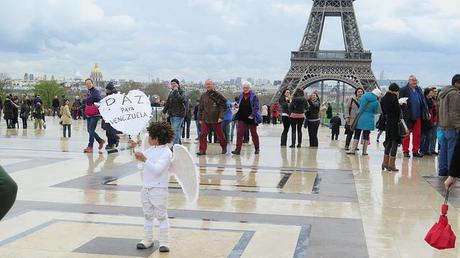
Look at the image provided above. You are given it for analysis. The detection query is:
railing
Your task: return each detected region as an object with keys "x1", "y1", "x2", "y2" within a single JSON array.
[{"x1": 291, "y1": 51, "x2": 372, "y2": 60}]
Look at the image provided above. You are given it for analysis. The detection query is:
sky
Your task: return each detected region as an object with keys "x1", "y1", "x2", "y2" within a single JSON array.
[{"x1": 0, "y1": 0, "x2": 459, "y2": 85}]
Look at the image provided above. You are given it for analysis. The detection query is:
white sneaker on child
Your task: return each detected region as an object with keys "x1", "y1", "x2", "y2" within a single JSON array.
[
  {"x1": 136, "y1": 232, "x2": 153, "y2": 250},
  {"x1": 159, "y1": 245, "x2": 170, "y2": 252},
  {"x1": 136, "y1": 239, "x2": 153, "y2": 249}
]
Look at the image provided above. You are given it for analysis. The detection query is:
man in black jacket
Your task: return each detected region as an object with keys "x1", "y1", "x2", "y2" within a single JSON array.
[
  {"x1": 162, "y1": 79, "x2": 186, "y2": 145},
  {"x1": 52, "y1": 96, "x2": 60, "y2": 117},
  {"x1": 399, "y1": 75, "x2": 427, "y2": 158}
]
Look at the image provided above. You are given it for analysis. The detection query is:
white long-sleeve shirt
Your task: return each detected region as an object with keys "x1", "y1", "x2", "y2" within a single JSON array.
[{"x1": 142, "y1": 145, "x2": 172, "y2": 188}]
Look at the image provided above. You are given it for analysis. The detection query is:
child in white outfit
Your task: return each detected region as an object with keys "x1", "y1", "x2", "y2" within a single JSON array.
[{"x1": 133, "y1": 122, "x2": 175, "y2": 252}]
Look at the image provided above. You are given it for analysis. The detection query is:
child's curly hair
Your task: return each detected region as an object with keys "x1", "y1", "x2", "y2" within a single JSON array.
[{"x1": 147, "y1": 122, "x2": 174, "y2": 145}]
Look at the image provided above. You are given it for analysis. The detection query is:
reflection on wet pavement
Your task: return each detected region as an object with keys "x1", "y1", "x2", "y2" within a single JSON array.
[{"x1": 0, "y1": 118, "x2": 457, "y2": 257}]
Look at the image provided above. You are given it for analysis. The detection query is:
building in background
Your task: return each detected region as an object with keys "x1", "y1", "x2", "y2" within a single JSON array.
[{"x1": 90, "y1": 63, "x2": 104, "y2": 87}]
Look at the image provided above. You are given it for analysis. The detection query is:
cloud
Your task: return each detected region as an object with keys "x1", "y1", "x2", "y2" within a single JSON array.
[{"x1": 271, "y1": 3, "x2": 309, "y2": 17}]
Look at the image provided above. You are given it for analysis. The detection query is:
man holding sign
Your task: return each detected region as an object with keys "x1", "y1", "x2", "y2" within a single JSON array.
[{"x1": 197, "y1": 79, "x2": 228, "y2": 156}]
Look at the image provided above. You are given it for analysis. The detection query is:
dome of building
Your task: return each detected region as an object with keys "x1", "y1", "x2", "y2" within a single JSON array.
[{"x1": 90, "y1": 63, "x2": 104, "y2": 87}]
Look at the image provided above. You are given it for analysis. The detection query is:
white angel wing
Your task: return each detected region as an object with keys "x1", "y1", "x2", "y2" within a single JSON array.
[{"x1": 171, "y1": 145, "x2": 199, "y2": 203}]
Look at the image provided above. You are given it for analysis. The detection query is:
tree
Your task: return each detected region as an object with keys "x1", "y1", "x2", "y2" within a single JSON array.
[
  {"x1": 144, "y1": 83, "x2": 170, "y2": 102},
  {"x1": 34, "y1": 81, "x2": 65, "y2": 108},
  {"x1": 118, "y1": 81, "x2": 144, "y2": 93},
  {"x1": 0, "y1": 80, "x2": 6, "y2": 99},
  {"x1": 187, "y1": 89, "x2": 203, "y2": 103}
]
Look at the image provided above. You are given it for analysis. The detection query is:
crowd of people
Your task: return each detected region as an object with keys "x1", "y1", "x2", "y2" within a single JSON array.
[
  {"x1": 1, "y1": 75, "x2": 460, "y2": 175},
  {"x1": 0, "y1": 94, "x2": 49, "y2": 130}
]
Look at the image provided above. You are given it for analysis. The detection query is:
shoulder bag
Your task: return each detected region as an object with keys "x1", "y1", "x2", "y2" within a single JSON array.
[{"x1": 398, "y1": 109, "x2": 409, "y2": 138}]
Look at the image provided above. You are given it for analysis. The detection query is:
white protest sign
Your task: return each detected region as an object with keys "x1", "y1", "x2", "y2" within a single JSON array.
[{"x1": 98, "y1": 90, "x2": 152, "y2": 135}]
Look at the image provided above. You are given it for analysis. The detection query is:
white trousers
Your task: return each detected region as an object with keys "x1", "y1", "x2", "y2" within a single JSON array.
[{"x1": 141, "y1": 187, "x2": 169, "y2": 245}]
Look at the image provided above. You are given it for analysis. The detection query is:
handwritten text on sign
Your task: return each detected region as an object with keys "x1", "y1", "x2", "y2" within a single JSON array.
[{"x1": 98, "y1": 90, "x2": 152, "y2": 135}]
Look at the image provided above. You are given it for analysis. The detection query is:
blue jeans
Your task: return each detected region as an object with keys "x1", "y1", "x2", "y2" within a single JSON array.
[
  {"x1": 170, "y1": 116, "x2": 184, "y2": 145},
  {"x1": 222, "y1": 120, "x2": 231, "y2": 141},
  {"x1": 87, "y1": 116, "x2": 102, "y2": 147},
  {"x1": 438, "y1": 128, "x2": 458, "y2": 176}
]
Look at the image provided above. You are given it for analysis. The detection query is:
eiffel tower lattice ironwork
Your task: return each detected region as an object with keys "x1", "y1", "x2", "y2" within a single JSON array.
[{"x1": 275, "y1": 0, "x2": 378, "y2": 99}]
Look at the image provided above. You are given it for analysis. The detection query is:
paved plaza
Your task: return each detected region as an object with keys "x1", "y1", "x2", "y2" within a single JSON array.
[{"x1": 0, "y1": 117, "x2": 458, "y2": 258}]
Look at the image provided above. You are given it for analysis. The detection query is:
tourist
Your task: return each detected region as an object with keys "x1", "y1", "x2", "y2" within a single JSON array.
[
  {"x1": 33, "y1": 102, "x2": 45, "y2": 130},
  {"x1": 345, "y1": 88, "x2": 364, "y2": 150},
  {"x1": 347, "y1": 88, "x2": 382, "y2": 155},
  {"x1": 438, "y1": 74, "x2": 460, "y2": 176},
  {"x1": 230, "y1": 97, "x2": 239, "y2": 143},
  {"x1": 163, "y1": 79, "x2": 186, "y2": 145},
  {"x1": 60, "y1": 99, "x2": 72, "y2": 138},
  {"x1": 261, "y1": 105, "x2": 269, "y2": 124},
  {"x1": 289, "y1": 88, "x2": 308, "y2": 148},
  {"x1": 330, "y1": 113, "x2": 341, "y2": 141},
  {"x1": 73, "y1": 96, "x2": 82, "y2": 120},
  {"x1": 279, "y1": 88, "x2": 292, "y2": 146},
  {"x1": 271, "y1": 102, "x2": 280, "y2": 125},
  {"x1": 420, "y1": 88, "x2": 437, "y2": 155},
  {"x1": 52, "y1": 96, "x2": 60, "y2": 117},
  {"x1": 326, "y1": 103, "x2": 333, "y2": 124},
  {"x1": 399, "y1": 75, "x2": 427, "y2": 158},
  {"x1": 380, "y1": 83, "x2": 402, "y2": 171},
  {"x1": 3, "y1": 95, "x2": 11, "y2": 128},
  {"x1": 193, "y1": 101, "x2": 201, "y2": 140},
  {"x1": 430, "y1": 87, "x2": 439, "y2": 155},
  {"x1": 0, "y1": 165, "x2": 17, "y2": 220},
  {"x1": 19, "y1": 99, "x2": 30, "y2": 129},
  {"x1": 222, "y1": 99, "x2": 233, "y2": 142},
  {"x1": 232, "y1": 81, "x2": 261, "y2": 155},
  {"x1": 83, "y1": 78, "x2": 105, "y2": 153},
  {"x1": 101, "y1": 82, "x2": 120, "y2": 152},
  {"x1": 132, "y1": 122, "x2": 174, "y2": 253},
  {"x1": 305, "y1": 92, "x2": 321, "y2": 147},
  {"x1": 10, "y1": 96, "x2": 20, "y2": 129},
  {"x1": 181, "y1": 98, "x2": 192, "y2": 140},
  {"x1": 197, "y1": 79, "x2": 228, "y2": 155}
]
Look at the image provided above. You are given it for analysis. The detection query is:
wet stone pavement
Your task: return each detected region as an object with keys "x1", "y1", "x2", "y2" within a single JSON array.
[{"x1": 0, "y1": 117, "x2": 458, "y2": 258}]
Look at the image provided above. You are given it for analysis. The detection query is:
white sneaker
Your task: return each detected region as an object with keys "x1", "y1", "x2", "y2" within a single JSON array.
[
  {"x1": 136, "y1": 239, "x2": 153, "y2": 249},
  {"x1": 159, "y1": 245, "x2": 170, "y2": 252}
]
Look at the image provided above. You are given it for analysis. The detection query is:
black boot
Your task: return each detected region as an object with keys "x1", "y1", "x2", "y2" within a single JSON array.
[{"x1": 281, "y1": 134, "x2": 287, "y2": 146}]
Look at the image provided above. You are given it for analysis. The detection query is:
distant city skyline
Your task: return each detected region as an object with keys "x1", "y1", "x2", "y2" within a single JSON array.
[{"x1": 1, "y1": 0, "x2": 459, "y2": 86}]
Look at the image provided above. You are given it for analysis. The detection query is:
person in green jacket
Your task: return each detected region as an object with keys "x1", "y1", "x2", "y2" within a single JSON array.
[{"x1": 0, "y1": 165, "x2": 17, "y2": 220}]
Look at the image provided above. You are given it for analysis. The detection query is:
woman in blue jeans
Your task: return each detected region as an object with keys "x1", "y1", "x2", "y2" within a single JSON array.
[{"x1": 84, "y1": 78, "x2": 105, "y2": 153}]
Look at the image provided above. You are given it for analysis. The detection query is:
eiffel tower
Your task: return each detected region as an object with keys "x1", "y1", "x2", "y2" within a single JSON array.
[{"x1": 275, "y1": 0, "x2": 378, "y2": 99}]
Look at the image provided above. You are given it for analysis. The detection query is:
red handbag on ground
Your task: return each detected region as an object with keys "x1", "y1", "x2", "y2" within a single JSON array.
[
  {"x1": 425, "y1": 190, "x2": 456, "y2": 250},
  {"x1": 85, "y1": 105, "x2": 99, "y2": 117}
]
